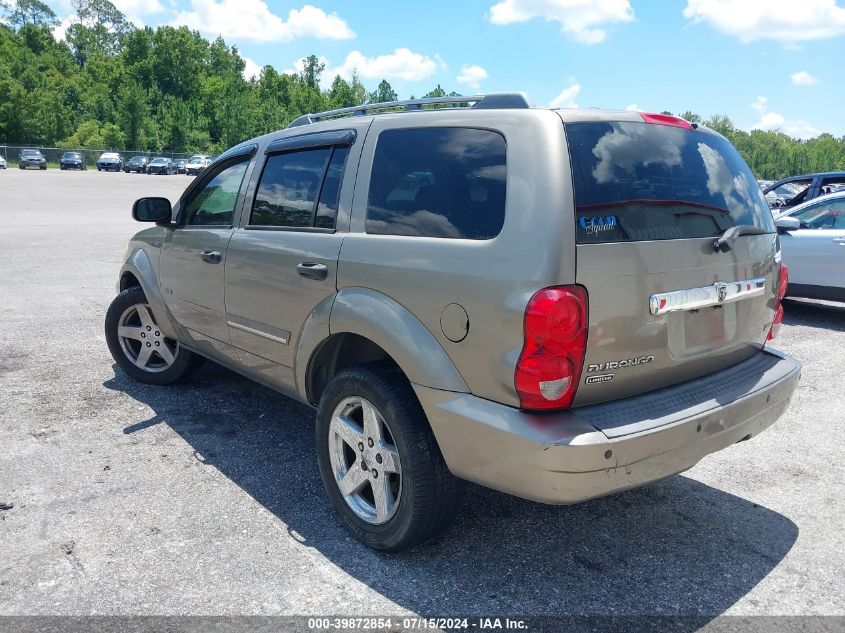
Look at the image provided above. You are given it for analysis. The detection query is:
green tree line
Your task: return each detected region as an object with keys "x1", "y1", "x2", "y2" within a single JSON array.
[{"x1": 2, "y1": 0, "x2": 844, "y2": 179}]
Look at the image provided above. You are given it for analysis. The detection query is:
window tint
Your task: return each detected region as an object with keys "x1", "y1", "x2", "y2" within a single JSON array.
[
  {"x1": 184, "y1": 158, "x2": 249, "y2": 226},
  {"x1": 366, "y1": 128, "x2": 506, "y2": 239},
  {"x1": 791, "y1": 198, "x2": 845, "y2": 229},
  {"x1": 566, "y1": 122, "x2": 775, "y2": 243},
  {"x1": 251, "y1": 145, "x2": 350, "y2": 229},
  {"x1": 315, "y1": 146, "x2": 349, "y2": 229},
  {"x1": 251, "y1": 148, "x2": 331, "y2": 227}
]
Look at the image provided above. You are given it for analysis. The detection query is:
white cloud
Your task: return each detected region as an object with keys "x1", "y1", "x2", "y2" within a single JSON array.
[
  {"x1": 549, "y1": 82, "x2": 580, "y2": 108},
  {"x1": 242, "y1": 56, "x2": 262, "y2": 81},
  {"x1": 171, "y1": 1, "x2": 355, "y2": 43},
  {"x1": 457, "y1": 65, "x2": 489, "y2": 90},
  {"x1": 625, "y1": 103, "x2": 642, "y2": 111},
  {"x1": 112, "y1": 0, "x2": 166, "y2": 22},
  {"x1": 52, "y1": 15, "x2": 75, "y2": 41},
  {"x1": 328, "y1": 48, "x2": 440, "y2": 83},
  {"x1": 683, "y1": 0, "x2": 845, "y2": 43},
  {"x1": 489, "y1": 0, "x2": 634, "y2": 44},
  {"x1": 791, "y1": 70, "x2": 819, "y2": 86},
  {"x1": 751, "y1": 95, "x2": 768, "y2": 113},
  {"x1": 750, "y1": 96, "x2": 821, "y2": 139}
]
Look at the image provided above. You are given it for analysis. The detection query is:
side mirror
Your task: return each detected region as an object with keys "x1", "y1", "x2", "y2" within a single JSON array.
[
  {"x1": 774, "y1": 216, "x2": 800, "y2": 233},
  {"x1": 132, "y1": 197, "x2": 172, "y2": 223}
]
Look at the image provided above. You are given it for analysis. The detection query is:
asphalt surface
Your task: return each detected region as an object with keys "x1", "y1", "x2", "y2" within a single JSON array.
[{"x1": 0, "y1": 169, "x2": 843, "y2": 621}]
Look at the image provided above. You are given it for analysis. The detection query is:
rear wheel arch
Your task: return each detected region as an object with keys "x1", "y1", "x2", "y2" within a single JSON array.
[{"x1": 306, "y1": 333, "x2": 399, "y2": 406}]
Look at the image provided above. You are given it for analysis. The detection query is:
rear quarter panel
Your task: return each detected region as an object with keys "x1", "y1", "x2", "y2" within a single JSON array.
[{"x1": 337, "y1": 109, "x2": 575, "y2": 407}]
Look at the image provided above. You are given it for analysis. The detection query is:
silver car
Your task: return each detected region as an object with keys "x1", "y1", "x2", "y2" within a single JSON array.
[
  {"x1": 106, "y1": 95, "x2": 801, "y2": 551},
  {"x1": 774, "y1": 191, "x2": 845, "y2": 302}
]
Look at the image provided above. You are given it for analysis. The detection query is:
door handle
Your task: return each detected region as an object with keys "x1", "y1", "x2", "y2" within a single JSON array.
[
  {"x1": 296, "y1": 262, "x2": 328, "y2": 281},
  {"x1": 200, "y1": 250, "x2": 222, "y2": 264}
]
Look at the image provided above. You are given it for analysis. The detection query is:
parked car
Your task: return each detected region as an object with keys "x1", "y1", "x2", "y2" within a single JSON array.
[
  {"x1": 0, "y1": 154, "x2": 6, "y2": 169},
  {"x1": 59, "y1": 151, "x2": 85, "y2": 170},
  {"x1": 174, "y1": 158, "x2": 188, "y2": 174},
  {"x1": 763, "y1": 172, "x2": 845, "y2": 210},
  {"x1": 19, "y1": 148, "x2": 46, "y2": 170},
  {"x1": 125, "y1": 156, "x2": 149, "y2": 173},
  {"x1": 185, "y1": 154, "x2": 210, "y2": 175},
  {"x1": 773, "y1": 191, "x2": 845, "y2": 302},
  {"x1": 106, "y1": 97, "x2": 800, "y2": 551},
  {"x1": 97, "y1": 152, "x2": 124, "y2": 171},
  {"x1": 147, "y1": 157, "x2": 176, "y2": 175}
]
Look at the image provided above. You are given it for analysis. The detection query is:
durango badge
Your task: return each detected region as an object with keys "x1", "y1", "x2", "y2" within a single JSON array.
[{"x1": 587, "y1": 355, "x2": 655, "y2": 373}]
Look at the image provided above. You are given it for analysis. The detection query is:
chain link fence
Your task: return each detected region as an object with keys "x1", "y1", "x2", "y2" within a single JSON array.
[{"x1": 0, "y1": 144, "x2": 194, "y2": 167}]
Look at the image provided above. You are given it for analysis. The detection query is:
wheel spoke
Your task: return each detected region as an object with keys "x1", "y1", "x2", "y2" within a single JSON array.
[
  {"x1": 118, "y1": 325, "x2": 144, "y2": 341},
  {"x1": 371, "y1": 474, "x2": 394, "y2": 521},
  {"x1": 156, "y1": 342, "x2": 175, "y2": 365},
  {"x1": 136, "y1": 304, "x2": 155, "y2": 329},
  {"x1": 333, "y1": 415, "x2": 363, "y2": 450},
  {"x1": 136, "y1": 346, "x2": 153, "y2": 368},
  {"x1": 361, "y1": 399, "x2": 383, "y2": 444},
  {"x1": 338, "y1": 462, "x2": 368, "y2": 497},
  {"x1": 378, "y1": 444, "x2": 401, "y2": 475}
]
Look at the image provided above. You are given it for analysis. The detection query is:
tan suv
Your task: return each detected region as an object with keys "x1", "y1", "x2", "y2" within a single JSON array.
[{"x1": 106, "y1": 94, "x2": 801, "y2": 551}]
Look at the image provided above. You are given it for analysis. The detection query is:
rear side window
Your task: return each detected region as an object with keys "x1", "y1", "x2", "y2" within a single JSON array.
[
  {"x1": 566, "y1": 122, "x2": 775, "y2": 243},
  {"x1": 251, "y1": 145, "x2": 349, "y2": 229},
  {"x1": 366, "y1": 127, "x2": 506, "y2": 239}
]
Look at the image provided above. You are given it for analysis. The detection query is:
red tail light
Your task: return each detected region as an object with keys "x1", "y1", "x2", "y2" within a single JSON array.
[
  {"x1": 515, "y1": 285, "x2": 589, "y2": 410},
  {"x1": 767, "y1": 263, "x2": 789, "y2": 341},
  {"x1": 640, "y1": 112, "x2": 693, "y2": 130}
]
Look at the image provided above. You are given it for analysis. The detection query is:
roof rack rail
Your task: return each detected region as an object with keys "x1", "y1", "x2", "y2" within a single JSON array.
[{"x1": 287, "y1": 93, "x2": 531, "y2": 128}]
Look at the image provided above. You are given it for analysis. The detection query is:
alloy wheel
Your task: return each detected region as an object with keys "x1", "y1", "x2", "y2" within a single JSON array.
[
  {"x1": 328, "y1": 396, "x2": 402, "y2": 525},
  {"x1": 117, "y1": 303, "x2": 179, "y2": 372}
]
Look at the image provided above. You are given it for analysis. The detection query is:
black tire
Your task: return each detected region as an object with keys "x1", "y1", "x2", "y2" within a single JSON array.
[
  {"x1": 105, "y1": 286, "x2": 203, "y2": 385},
  {"x1": 40, "y1": 165, "x2": 46, "y2": 170},
  {"x1": 316, "y1": 365, "x2": 462, "y2": 551}
]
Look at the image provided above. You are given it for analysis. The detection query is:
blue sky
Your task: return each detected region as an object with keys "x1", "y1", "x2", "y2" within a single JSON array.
[{"x1": 47, "y1": 1, "x2": 844, "y2": 138}]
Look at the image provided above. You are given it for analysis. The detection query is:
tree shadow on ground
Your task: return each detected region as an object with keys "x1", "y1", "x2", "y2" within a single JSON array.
[{"x1": 104, "y1": 363, "x2": 797, "y2": 626}]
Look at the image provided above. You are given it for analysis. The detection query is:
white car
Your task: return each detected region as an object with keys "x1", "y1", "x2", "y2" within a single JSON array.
[
  {"x1": 185, "y1": 155, "x2": 211, "y2": 176},
  {"x1": 0, "y1": 154, "x2": 6, "y2": 169},
  {"x1": 774, "y1": 191, "x2": 845, "y2": 302}
]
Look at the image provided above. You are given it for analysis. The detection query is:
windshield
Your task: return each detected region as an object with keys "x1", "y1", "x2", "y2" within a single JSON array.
[
  {"x1": 101, "y1": 153, "x2": 119, "y2": 159},
  {"x1": 565, "y1": 122, "x2": 775, "y2": 243},
  {"x1": 63, "y1": 152, "x2": 80, "y2": 159},
  {"x1": 22, "y1": 150, "x2": 41, "y2": 157},
  {"x1": 188, "y1": 155, "x2": 206, "y2": 162}
]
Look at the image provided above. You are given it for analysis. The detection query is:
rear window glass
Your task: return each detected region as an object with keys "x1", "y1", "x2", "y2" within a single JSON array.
[
  {"x1": 566, "y1": 122, "x2": 775, "y2": 243},
  {"x1": 366, "y1": 127, "x2": 506, "y2": 240}
]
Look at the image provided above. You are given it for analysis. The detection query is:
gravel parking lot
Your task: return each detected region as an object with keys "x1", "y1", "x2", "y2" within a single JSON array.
[{"x1": 1, "y1": 169, "x2": 843, "y2": 622}]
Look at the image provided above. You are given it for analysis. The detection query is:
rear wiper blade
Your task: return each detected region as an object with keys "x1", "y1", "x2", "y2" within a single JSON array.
[{"x1": 713, "y1": 225, "x2": 767, "y2": 253}]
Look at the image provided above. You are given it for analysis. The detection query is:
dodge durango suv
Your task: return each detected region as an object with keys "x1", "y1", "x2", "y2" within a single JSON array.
[{"x1": 106, "y1": 94, "x2": 801, "y2": 551}]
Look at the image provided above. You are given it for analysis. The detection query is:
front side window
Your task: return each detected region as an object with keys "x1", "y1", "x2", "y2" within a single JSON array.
[
  {"x1": 366, "y1": 127, "x2": 507, "y2": 239},
  {"x1": 251, "y1": 145, "x2": 350, "y2": 229},
  {"x1": 791, "y1": 198, "x2": 845, "y2": 229},
  {"x1": 184, "y1": 158, "x2": 249, "y2": 226}
]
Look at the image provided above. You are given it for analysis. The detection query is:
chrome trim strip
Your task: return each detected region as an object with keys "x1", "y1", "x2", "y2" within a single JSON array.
[
  {"x1": 649, "y1": 278, "x2": 766, "y2": 316},
  {"x1": 227, "y1": 319, "x2": 289, "y2": 345}
]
